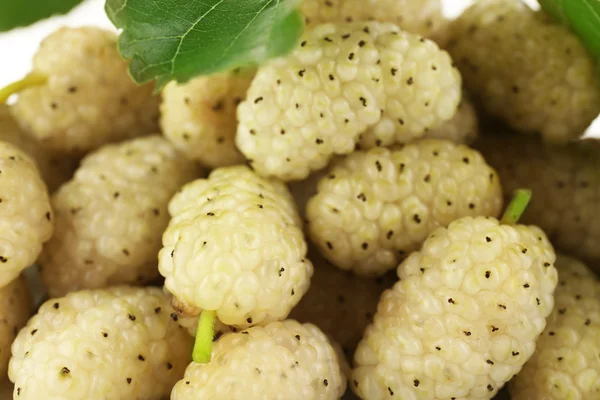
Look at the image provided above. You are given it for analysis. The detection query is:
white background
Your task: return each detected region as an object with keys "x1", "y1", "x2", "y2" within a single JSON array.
[{"x1": 0, "y1": 0, "x2": 598, "y2": 136}]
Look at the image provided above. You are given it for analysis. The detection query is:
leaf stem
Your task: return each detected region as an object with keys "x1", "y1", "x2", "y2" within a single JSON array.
[
  {"x1": 0, "y1": 73, "x2": 47, "y2": 104},
  {"x1": 501, "y1": 189, "x2": 532, "y2": 225},
  {"x1": 192, "y1": 310, "x2": 216, "y2": 364}
]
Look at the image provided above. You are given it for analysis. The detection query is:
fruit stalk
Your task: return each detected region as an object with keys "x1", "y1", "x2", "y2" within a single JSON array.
[
  {"x1": 193, "y1": 310, "x2": 216, "y2": 363},
  {"x1": 501, "y1": 189, "x2": 532, "y2": 225},
  {"x1": 0, "y1": 72, "x2": 46, "y2": 103}
]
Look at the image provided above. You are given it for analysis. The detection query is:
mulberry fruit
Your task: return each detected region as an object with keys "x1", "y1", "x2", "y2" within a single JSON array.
[
  {"x1": 306, "y1": 139, "x2": 502, "y2": 276},
  {"x1": 159, "y1": 165, "x2": 313, "y2": 328},
  {"x1": 40, "y1": 135, "x2": 199, "y2": 297},
  {"x1": 160, "y1": 69, "x2": 253, "y2": 168},
  {"x1": 353, "y1": 213, "x2": 558, "y2": 399},
  {"x1": 447, "y1": 0, "x2": 600, "y2": 143},
  {"x1": 10, "y1": 27, "x2": 159, "y2": 155},
  {"x1": 8, "y1": 286, "x2": 192, "y2": 400}
]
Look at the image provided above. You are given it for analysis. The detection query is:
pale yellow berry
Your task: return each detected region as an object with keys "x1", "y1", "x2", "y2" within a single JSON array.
[
  {"x1": 306, "y1": 139, "x2": 502, "y2": 276},
  {"x1": 353, "y1": 216, "x2": 558, "y2": 399},
  {"x1": 510, "y1": 254, "x2": 600, "y2": 399},
  {"x1": 40, "y1": 135, "x2": 199, "y2": 297},
  {"x1": 160, "y1": 69, "x2": 253, "y2": 168},
  {"x1": 12, "y1": 27, "x2": 159, "y2": 155},
  {"x1": 448, "y1": 0, "x2": 600, "y2": 143}
]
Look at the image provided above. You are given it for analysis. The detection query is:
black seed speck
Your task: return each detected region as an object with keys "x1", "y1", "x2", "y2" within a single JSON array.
[
  {"x1": 295, "y1": 335, "x2": 301, "y2": 340},
  {"x1": 413, "y1": 379, "x2": 419, "y2": 387},
  {"x1": 53, "y1": 302, "x2": 59, "y2": 309},
  {"x1": 254, "y1": 97, "x2": 264, "y2": 104},
  {"x1": 247, "y1": 317, "x2": 253, "y2": 324}
]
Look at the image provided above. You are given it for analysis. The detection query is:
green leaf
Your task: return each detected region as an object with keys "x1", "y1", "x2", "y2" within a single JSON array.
[
  {"x1": 538, "y1": 0, "x2": 600, "y2": 61},
  {"x1": 0, "y1": 0, "x2": 83, "y2": 32},
  {"x1": 105, "y1": 0, "x2": 304, "y2": 89}
]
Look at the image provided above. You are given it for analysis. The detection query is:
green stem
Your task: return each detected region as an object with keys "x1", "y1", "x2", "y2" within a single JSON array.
[
  {"x1": 501, "y1": 189, "x2": 532, "y2": 225},
  {"x1": 192, "y1": 310, "x2": 216, "y2": 364},
  {"x1": 0, "y1": 73, "x2": 47, "y2": 104}
]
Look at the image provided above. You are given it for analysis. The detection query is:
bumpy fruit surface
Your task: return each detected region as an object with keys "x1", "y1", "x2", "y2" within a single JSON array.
[
  {"x1": 171, "y1": 320, "x2": 346, "y2": 400},
  {"x1": 301, "y1": 0, "x2": 445, "y2": 39},
  {"x1": 160, "y1": 69, "x2": 253, "y2": 168},
  {"x1": 352, "y1": 216, "x2": 558, "y2": 399},
  {"x1": 447, "y1": 0, "x2": 600, "y2": 143},
  {"x1": 0, "y1": 141, "x2": 53, "y2": 287},
  {"x1": 0, "y1": 276, "x2": 31, "y2": 377},
  {"x1": 306, "y1": 139, "x2": 502, "y2": 276},
  {"x1": 356, "y1": 33, "x2": 462, "y2": 149},
  {"x1": 0, "y1": 105, "x2": 76, "y2": 192},
  {"x1": 40, "y1": 135, "x2": 199, "y2": 297},
  {"x1": 11, "y1": 27, "x2": 159, "y2": 155},
  {"x1": 8, "y1": 286, "x2": 192, "y2": 400},
  {"x1": 475, "y1": 132, "x2": 600, "y2": 271},
  {"x1": 289, "y1": 251, "x2": 395, "y2": 356},
  {"x1": 236, "y1": 22, "x2": 461, "y2": 181},
  {"x1": 159, "y1": 165, "x2": 313, "y2": 328},
  {"x1": 510, "y1": 254, "x2": 600, "y2": 399}
]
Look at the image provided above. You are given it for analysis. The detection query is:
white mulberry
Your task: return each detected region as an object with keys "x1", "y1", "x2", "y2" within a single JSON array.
[
  {"x1": 0, "y1": 276, "x2": 31, "y2": 377},
  {"x1": 301, "y1": 0, "x2": 445, "y2": 39},
  {"x1": 160, "y1": 69, "x2": 253, "y2": 168},
  {"x1": 0, "y1": 141, "x2": 53, "y2": 287},
  {"x1": 357, "y1": 33, "x2": 462, "y2": 149},
  {"x1": 159, "y1": 165, "x2": 313, "y2": 328},
  {"x1": 171, "y1": 320, "x2": 346, "y2": 400},
  {"x1": 236, "y1": 22, "x2": 396, "y2": 181},
  {"x1": 306, "y1": 139, "x2": 502, "y2": 276},
  {"x1": 8, "y1": 286, "x2": 192, "y2": 400},
  {"x1": 352, "y1": 216, "x2": 558, "y2": 399},
  {"x1": 510, "y1": 254, "x2": 600, "y2": 399},
  {"x1": 11, "y1": 27, "x2": 160, "y2": 155},
  {"x1": 0, "y1": 105, "x2": 76, "y2": 192},
  {"x1": 447, "y1": 0, "x2": 600, "y2": 143},
  {"x1": 40, "y1": 135, "x2": 199, "y2": 297},
  {"x1": 475, "y1": 132, "x2": 600, "y2": 272}
]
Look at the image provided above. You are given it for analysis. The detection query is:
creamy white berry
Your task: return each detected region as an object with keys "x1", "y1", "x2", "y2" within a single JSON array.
[
  {"x1": 236, "y1": 22, "x2": 398, "y2": 181},
  {"x1": 160, "y1": 68, "x2": 253, "y2": 168},
  {"x1": 0, "y1": 105, "x2": 76, "y2": 192},
  {"x1": 40, "y1": 135, "x2": 199, "y2": 297},
  {"x1": 0, "y1": 141, "x2": 53, "y2": 287},
  {"x1": 9, "y1": 286, "x2": 192, "y2": 400},
  {"x1": 306, "y1": 139, "x2": 502, "y2": 276},
  {"x1": 171, "y1": 320, "x2": 346, "y2": 400},
  {"x1": 301, "y1": 0, "x2": 445, "y2": 39},
  {"x1": 0, "y1": 276, "x2": 31, "y2": 377},
  {"x1": 352, "y1": 216, "x2": 558, "y2": 399},
  {"x1": 159, "y1": 165, "x2": 313, "y2": 328},
  {"x1": 11, "y1": 27, "x2": 160, "y2": 155},
  {"x1": 475, "y1": 132, "x2": 600, "y2": 272},
  {"x1": 510, "y1": 254, "x2": 600, "y2": 399},
  {"x1": 447, "y1": 0, "x2": 600, "y2": 143},
  {"x1": 357, "y1": 33, "x2": 462, "y2": 149}
]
